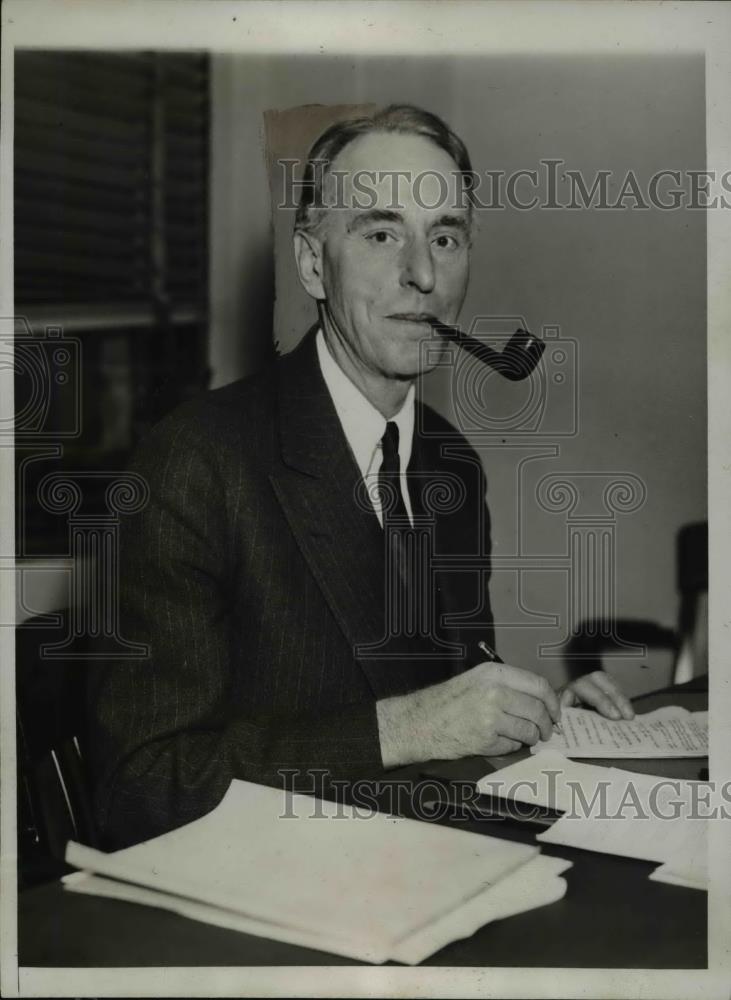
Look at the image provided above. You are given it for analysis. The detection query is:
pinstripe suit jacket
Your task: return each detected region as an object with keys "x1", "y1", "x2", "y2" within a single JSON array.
[{"x1": 89, "y1": 328, "x2": 495, "y2": 848}]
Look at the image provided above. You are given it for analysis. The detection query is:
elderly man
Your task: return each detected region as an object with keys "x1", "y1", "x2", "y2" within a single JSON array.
[{"x1": 89, "y1": 104, "x2": 632, "y2": 849}]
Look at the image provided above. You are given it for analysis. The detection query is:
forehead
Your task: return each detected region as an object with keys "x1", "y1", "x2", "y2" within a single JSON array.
[{"x1": 325, "y1": 130, "x2": 468, "y2": 217}]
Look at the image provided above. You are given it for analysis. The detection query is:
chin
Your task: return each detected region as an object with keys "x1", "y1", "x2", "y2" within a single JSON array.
[
  {"x1": 386, "y1": 357, "x2": 425, "y2": 382},
  {"x1": 389, "y1": 342, "x2": 442, "y2": 380},
  {"x1": 390, "y1": 369, "x2": 421, "y2": 383},
  {"x1": 391, "y1": 363, "x2": 436, "y2": 383}
]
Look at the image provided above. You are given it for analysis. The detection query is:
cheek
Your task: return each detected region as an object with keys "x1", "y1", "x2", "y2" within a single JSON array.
[
  {"x1": 444, "y1": 253, "x2": 470, "y2": 288},
  {"x1": 439, "y1": 258, "x2": 470, "y2": 308},
  {"x1": 341, "y1": 259, "x2": 388, "y2": 315},
  {"x1": 323, "y1": 242, "x2": 401, "y2": 326}
]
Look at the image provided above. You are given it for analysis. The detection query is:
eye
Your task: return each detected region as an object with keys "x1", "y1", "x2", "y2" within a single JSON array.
[
  {"x1": 365, "y1": 230, "x2": 397, "y2": 244},
  {"x1": 432, "y1": 233, "x2": 461, "y2": 250}
]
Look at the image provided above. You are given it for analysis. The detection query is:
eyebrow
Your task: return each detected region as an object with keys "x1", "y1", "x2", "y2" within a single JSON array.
[
  {"x1": 347, "y1": 209, "x2": 403, "y2": 233},
  {"x1": 432, "y1": 214, "x2": 471, "y2": 234},
  {"x1": 346, "y1": 209, "x2": 471, "y2": 234}
]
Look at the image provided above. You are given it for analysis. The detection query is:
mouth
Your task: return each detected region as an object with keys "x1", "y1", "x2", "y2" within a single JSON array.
[{"x1": 387, "y1": 312, "x2": 442, "y2": 327}]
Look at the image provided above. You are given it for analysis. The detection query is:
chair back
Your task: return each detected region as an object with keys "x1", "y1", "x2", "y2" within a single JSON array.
[
  {"x1": 16, "y1": 611, "x2": 98, "y2": 887},
  {"x1": 673, "y1": 522, "x2": 708, "y2": 684}
]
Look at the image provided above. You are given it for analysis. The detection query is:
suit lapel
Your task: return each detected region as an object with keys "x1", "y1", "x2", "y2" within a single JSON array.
[
  {"x1": 409, "y1": 416, "x2": 474, "y2": 673},
  {"x1": 270, "y1": 330, "x2": 397, "y2": 698},
  {"x1": 270, "y1": 330, "x2": 475, "y2": 697}
]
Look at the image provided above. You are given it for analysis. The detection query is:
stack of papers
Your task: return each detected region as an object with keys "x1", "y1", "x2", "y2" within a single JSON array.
[
  {"x1": 536, "y1": 788, "x2": 708, "y2": 886},
  {"x1": 64, "y1": 780, "x2": 571, "y2": 964},
  {"x1": 649, "y1": 842, "x2": 708, "y2": 891},
  {"x1": 533, "y1": 705, "x2": 707, "y2": 758},
  {"x1": 481, "y1": 752, "x2": 708, "y2": 891}
]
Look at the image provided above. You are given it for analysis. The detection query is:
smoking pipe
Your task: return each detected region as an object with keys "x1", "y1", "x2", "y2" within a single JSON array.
[{"x1": 428, "y1": 320, "x2": 545, "y2": 381}]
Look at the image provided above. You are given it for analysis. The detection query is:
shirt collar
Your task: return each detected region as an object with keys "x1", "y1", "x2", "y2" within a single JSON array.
[{"x1": 316, "y1": 328, "x2": 415, "y2": 479}]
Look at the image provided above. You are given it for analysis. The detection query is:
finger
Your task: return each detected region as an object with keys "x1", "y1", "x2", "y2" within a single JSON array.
[
  {"x1": 571, "y1": 677, "x2": 622, "y2": 719},
  {"x1": 488, "y1": 736, "x2": 522, "y2": 756},
  {"x1": 560, "y1": 687, "x2": 576, "y2": 709},
  {"x1": 499, "y1": 712, "x2": 541, "y2": 746},
  {"x1": 499, "y1": 689, "x2": 554, "y2": 742},
  {"x1": 589, "y1": 671, "x2": 634, "y2": 719},
  {"x1": 488, "y1": 663, "x2": 561, "y2": 722}
]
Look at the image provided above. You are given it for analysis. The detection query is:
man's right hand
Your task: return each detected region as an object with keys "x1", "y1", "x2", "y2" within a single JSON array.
[{"x1": 376, "y1": 661, "x2": 561, "y2": 768}]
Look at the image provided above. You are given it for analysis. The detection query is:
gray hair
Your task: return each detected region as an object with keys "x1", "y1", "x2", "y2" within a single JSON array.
[{"x1": 294, "y1": 103, "x2": 475, "y2": 234}]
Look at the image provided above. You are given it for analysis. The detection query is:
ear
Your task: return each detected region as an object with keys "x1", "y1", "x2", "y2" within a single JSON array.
[{"x1": 293, "y1": 229, "x2": 326, "y2": 300}]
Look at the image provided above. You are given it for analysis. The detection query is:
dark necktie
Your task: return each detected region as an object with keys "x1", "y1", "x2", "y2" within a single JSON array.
[
  {"x1": 378, "y1": 421, "x2": 414, "y2": 624},
  {"x1": 376, "y1": 422, "x2": 460, "y2": 686},
  {"x1": 378, "y1": 421, "x2": 410, "y2": 527}
]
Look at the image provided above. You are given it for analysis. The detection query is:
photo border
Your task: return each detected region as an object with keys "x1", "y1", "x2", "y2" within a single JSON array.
[{"x1": 1, "y1": 2, "x2": 729, "y2": 997}]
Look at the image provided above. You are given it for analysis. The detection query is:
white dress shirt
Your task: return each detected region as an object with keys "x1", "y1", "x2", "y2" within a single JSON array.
[{"x1": 316, "y1": 328, "x2": 415, "y2": 527}]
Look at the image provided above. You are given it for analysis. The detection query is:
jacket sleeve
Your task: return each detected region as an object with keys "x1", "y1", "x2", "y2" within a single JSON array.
[{"x1": 87, "y1": 412, "x2": 383, "y2": 849}]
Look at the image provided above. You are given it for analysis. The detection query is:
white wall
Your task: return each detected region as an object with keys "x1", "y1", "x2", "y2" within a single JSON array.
[{"x1": 208, "y1": 53, "x2": 706, "y2": 697}]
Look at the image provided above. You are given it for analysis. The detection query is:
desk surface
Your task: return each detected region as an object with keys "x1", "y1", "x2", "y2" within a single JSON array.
[{"x1": 18, "y1": 680, "x2": 708, "y2": 969}]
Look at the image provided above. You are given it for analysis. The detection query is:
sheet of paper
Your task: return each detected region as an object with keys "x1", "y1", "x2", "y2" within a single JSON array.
[
  {"x1": 66, "y1": 779, "x2": 538, "y2": 963},
  {"x1": 537, "y1": 806, "x2": 707, "y2": 868},
  {"x1": 390, "y1": 856, "x2": 571, "y2": 965},
  {"x1": 63, "y1": 871, "x2": 361, "y2": 960},
  {"x1": 649, "y1": 861, "x2": 707, "y2": 891},
  {"x1": 647, "y1": 828, "x2": 709, "y2": 890},
  {"x1": 477, "y1": 750, "x2": 624, "y2": 812},
  {"x1": 532, "y1": 706, "x2": 707, "y2": 758},
  {"x1": 476, "y1": 753, "x2": 709, "y2": 891},
  {"x1": 479, "y1": 750, "x2": 705, "y2": 817},
  {"x1": 65, "y1": 856, "x2": 572, "y2": 965}
]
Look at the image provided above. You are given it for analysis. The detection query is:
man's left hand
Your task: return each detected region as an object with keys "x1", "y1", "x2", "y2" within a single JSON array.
[{"x1": 559, "y1": 670, "x2": 634, "y2": 720}]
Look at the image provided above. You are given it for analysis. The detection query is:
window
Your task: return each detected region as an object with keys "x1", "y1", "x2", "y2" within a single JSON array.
[{"x1": 14, "y1": 51, "x2": 210, "y2": 555}]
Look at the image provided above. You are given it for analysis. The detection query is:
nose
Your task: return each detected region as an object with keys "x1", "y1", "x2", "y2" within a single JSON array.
[{"x1": 399, "y1": 237, "x2": 436, "y2": 294}]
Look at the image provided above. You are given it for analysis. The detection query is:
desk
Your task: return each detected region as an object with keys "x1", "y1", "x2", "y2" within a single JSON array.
[{"x1": 18, "y1": 680, "x2": 707, "y2": 968}]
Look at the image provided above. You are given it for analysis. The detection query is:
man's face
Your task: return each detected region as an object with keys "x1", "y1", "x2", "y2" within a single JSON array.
[{"x1": 309, "y1": 131, "x2": 471, "y2": 382}]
